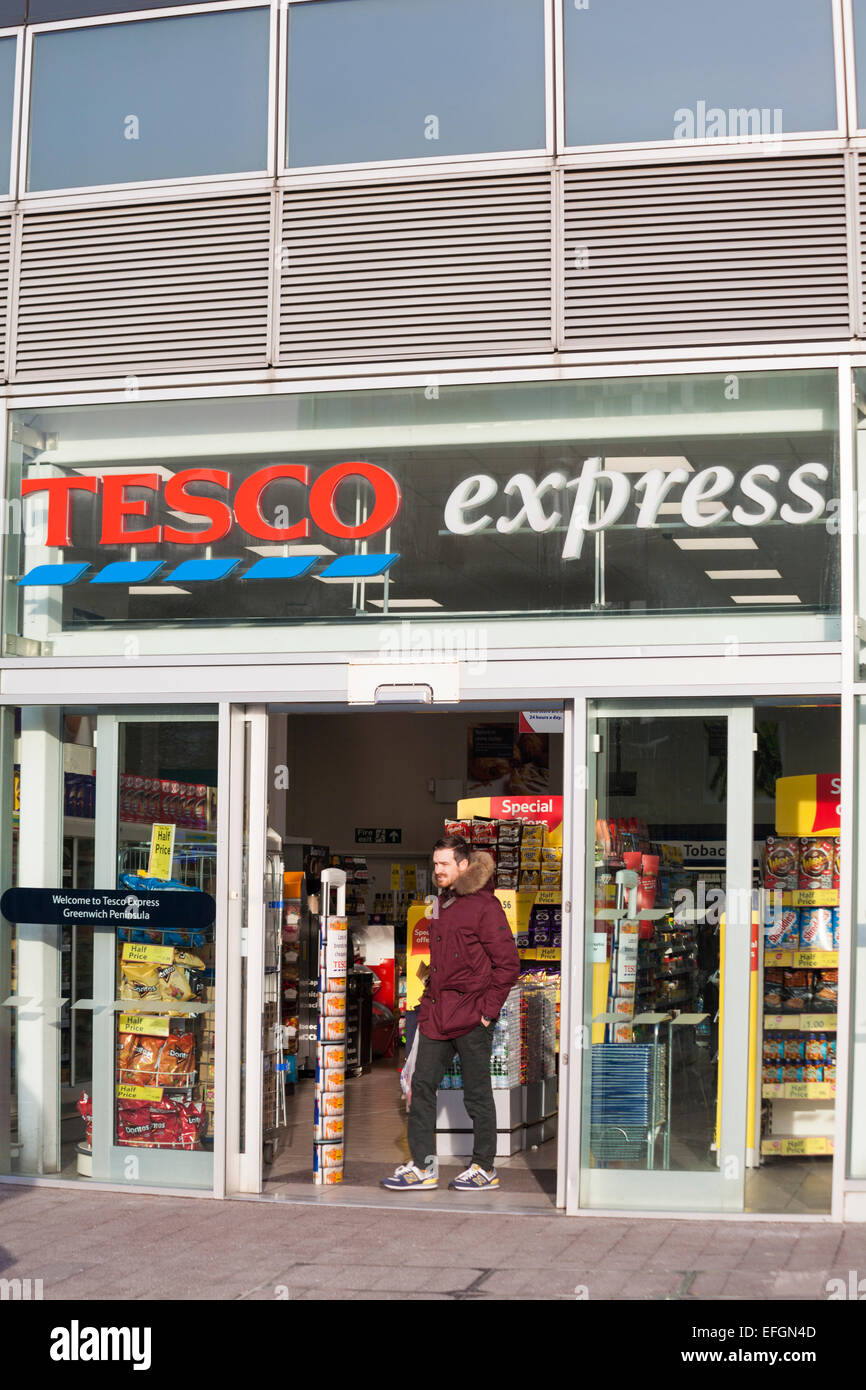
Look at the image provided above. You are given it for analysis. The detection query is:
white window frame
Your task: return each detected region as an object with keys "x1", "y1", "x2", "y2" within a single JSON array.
[
  {"x1": 18, "y1": 0, "x2": 277, "y2": 204},
  {"x1": 278, "y1": 0, "x2": 554, "y2": 183},
  {"x1": 555, "y1": 0, "x2": 849, "y2": 170}
]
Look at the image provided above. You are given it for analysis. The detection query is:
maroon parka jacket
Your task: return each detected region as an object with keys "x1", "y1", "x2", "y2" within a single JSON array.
[{"x1": 417, "y1": 851, "x2": 521, "y2": 1041}]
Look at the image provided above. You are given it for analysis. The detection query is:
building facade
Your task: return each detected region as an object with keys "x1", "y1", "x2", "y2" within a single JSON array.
[{"x1": 1, "y1": 0, "x2": 866, "y2": 1219}]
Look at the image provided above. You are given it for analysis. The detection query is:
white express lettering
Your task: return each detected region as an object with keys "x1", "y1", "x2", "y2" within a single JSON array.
[
  {"x1": 731, "y1": 464, "x2": 780, "y2": 526},
  {"x1": 442, "y1": 474, "x2": 498, "y2": 535},
  {"x1": 779, "y1": 463, "x2": 829, "y2": 525},
  {"x1": 680, "y1": 467, "x2": 734, "y2": 529},
  {"x1": 442, "y1": 461, "x2": 831, "y2": 560},
  {"x1": 562, "y1": 457, "x2": 629, "y2": 560},
  {"x1": 495, "y1": 472, "x2": 565, "y2": 535}
]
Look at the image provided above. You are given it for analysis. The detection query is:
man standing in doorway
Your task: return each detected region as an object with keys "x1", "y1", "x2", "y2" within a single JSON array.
[{"x1": 381, "y1": 835, "x2": 520, "y2": 1191}]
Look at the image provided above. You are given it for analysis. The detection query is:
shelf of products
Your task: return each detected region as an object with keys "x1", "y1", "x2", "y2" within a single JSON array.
[{"x1": 760, "y1": 830, "x2": 838, "y2": 1159}]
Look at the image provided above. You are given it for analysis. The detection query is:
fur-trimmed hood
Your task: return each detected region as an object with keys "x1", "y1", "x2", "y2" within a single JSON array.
[{"x1": 452, "y1": 850, "x2": 496, "y2": 896}]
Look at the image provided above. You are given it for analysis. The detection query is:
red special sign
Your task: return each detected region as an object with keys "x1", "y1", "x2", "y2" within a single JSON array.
[
  {"x1": 21, "y1": 461, "x2": 402, "y2": 547},
  {"x1": 812, "y1": 774, "x2": 841, "y2": 833},
  {"x1": 489, "y1": 795, "x2": 563, "y2": 833}
]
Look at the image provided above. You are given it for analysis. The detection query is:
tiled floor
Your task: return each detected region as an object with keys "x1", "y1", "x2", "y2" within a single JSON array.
[{"x1": 264, "y1": 1055, "x2": 560, "y2": 1213}]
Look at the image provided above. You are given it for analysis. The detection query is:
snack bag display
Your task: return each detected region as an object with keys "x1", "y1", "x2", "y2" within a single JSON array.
[
  {"x1": 155, "y1": 964, "x2": 195, "y2": 1002},
  {"x1": 120, "y1": 961, "x2": 160, "y2": 1002},
  {"x1": 156, "y1": 1032, "x2": 195, "y2": 1083},
  {"x1": 173, "y1": 950, "x2": 204, "y2": 970},
  {"x1": 126, "y1": 1034, "x2": 165, "y2": 1086},
  {"x1": 149, "y1": 1100, "x2": 182, "y2": 1148},
  {"x1": 179, "y1": 1101, "x2": 204, "y2": 1150},
  {"x1": 116, "y1": 1101, "x2": 152, "y2": 1147},
  {"x1": 812, "y1": 971, "x2": 838, "y2": 1007},
  {"x1": 77, "y1": 1092, "x2": 93, "y2": 1147}
]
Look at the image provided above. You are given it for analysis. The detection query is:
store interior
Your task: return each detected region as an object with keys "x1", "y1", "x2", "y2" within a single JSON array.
[
  {"x1": 0, "y1": 698, "x2": 842, "y2": 1214},
  {"x1": 264, "y1": 707, "x2": 563, "y2": 1205}
]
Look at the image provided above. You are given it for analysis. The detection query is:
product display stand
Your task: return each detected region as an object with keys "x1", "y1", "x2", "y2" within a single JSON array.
[
  {"x1": 313, "y1": 867, "x2": 347, "y2": 1185},
  {"x1": 760, "y1": 825, "x2": 839, "y2": 1159}
]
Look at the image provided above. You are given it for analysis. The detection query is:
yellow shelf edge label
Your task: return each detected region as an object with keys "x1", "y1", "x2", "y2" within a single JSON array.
[
  {"x1": 118, "y1": 1013, "x2": 170, "y2": 1037},
  {"x1": 116, "y1": 1083, "x2": 163, "y2": 1102},
  {"x1": 121, "y1": 942, "x2": 174, "y2": 966}
]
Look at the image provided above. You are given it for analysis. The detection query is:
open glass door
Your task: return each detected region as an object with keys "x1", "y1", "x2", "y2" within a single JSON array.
[
  {"x1": 224, "y1": 704, "x2": 270, "y2": 1196},
  {"x1": 578, "y1": 701, "x2": 753, "y2": 1213}
]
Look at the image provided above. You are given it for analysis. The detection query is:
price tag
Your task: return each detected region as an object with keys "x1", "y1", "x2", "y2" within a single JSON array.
[
  {"x1": 121, "y1": 942, "x2": 174, "y2": 966},
  {"x1": 795, "y1": 951, "x2": 838, "y2": 968},
  {"x1": 803, "y1": 1014, "x2": 836, "y2": 1030},
  {"x1": 404, "y1": 863, "x2": 417, "y2": 894},
  {"x1": 148, "y1": 823, "x2": 175, "y2": 881},
  {"x1": 535, "y1": 889, "x2": 562, "y2": 906},
  {"x1": 118, "y1": 1014, "x2": 170, "y2": 1037},
  {"x1": 390, "y1": 863, "x2": 402, "y2": 891},
  {"x1": 496, "y1": 893, "x2": 516, "y2": 929},
  {"x1": 793, "y1": 888, "x2": 838, "y2": 907},
  {"x1": 787, "y1": 1083, "x2": 809, "y2": 1099},
  {"x1": 785, "y1": 1138, "x2": 807, "y2": 1155},
  {"x1": 537, "y1": 947, "x2": 560, "y2": 961},
  {"x1": 116, "y1": 1083, "x2": 163, "y2": 1102}
]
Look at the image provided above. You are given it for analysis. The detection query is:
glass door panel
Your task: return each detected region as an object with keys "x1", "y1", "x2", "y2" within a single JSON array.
[{"x1": 579, "y1": 702, "x2": 753, "y2": 1212}]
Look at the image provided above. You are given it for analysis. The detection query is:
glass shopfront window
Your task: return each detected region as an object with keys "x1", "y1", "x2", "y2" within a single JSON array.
[
  {"x1": 27, "y1": 8, "x2": 270, "y2": 192},
  {"x1": 2, "y1": 370, "x2": 839, "y2": 657},
  {"x1": 0, "y1": 707, "x2": 218, "y2": 1188},
  {"x1": 286, "y1": 0, "x2": 546, "y2": 167},
  {"x1": 563, "y1": 0, "x2": 837, "y2": 147}
]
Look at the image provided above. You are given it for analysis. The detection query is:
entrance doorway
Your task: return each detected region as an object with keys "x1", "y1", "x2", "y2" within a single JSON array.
[
  {"x1": 239, "y1": 705, "x2": 566, "y2": 1209},
  {"x1": 579, "y1": 698, "x2": 840, "y2": 1217}
]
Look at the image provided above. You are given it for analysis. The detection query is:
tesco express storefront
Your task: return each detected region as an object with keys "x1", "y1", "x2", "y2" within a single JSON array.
[{"x1": 1, "y1": 363, "x2": 865, "y2": 1221}]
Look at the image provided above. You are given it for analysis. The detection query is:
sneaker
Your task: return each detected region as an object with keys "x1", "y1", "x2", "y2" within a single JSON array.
[
  {"x1": 380, "y1": 1162, "x2": 438, "y2": 1190},
  {"x1": 448, "y1": 1163, "x2": 500, "y2": 1191}
]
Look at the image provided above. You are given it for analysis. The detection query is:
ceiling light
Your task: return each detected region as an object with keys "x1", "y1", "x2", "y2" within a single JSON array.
[
  {"x1": 129, "y1": 585, "x2": 190, "y2": 595},
  {"x1": 706, "y1": 569, "x2": 781, "y2": 580},
  {"x1": 675, "y1": 538, "x2": 758, "y2": 551},
  {"x1": 246, "y1": 544, "x2": 336, "y2": 557},
  {"x1": 368, "y1": 598, "x2": 443, "y2": 609},
  {"x1": 730, "y1": 594, "x2": 801, "y2": 604}
]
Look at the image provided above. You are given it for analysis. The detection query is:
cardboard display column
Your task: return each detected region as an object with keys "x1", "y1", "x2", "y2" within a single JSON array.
[{"x1": 313, "y1": 867, "x2": 347, "y2": 1184}]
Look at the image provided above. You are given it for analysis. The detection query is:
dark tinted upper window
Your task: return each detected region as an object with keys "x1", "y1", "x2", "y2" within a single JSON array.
[
  {"x1": 287, "y1": 0, "x2": 546, "y2": 167},
  {"x1": 564, "y1": 0, "x2": 837, "y2": 146},
  {"x1": 28, "y1": 7, "x2": 269, "y2": 191}
]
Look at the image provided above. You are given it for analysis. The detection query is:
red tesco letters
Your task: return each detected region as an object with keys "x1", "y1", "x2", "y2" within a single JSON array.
[{"x1": 21, "y1": 462, "x2": 402, "y2": 547}]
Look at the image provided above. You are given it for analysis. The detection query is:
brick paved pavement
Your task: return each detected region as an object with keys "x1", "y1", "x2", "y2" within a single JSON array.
[{"x1": 3, "y1": 1180, "x2": 866, "y2": 1303}]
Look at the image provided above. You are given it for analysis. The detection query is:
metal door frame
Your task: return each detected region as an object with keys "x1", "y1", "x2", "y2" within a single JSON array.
[{"x1": 567, "y1": 698, "x2": 754, "y2": 1215}]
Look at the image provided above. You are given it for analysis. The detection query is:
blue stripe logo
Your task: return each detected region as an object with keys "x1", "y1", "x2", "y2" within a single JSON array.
[{"x1": 16, "y1": 554, "x2": 401, "y2": 587}]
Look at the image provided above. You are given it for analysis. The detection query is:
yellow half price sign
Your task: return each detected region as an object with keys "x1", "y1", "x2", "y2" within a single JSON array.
[
  {"x1": 116, "y1": 1083, "x2": 163, "y2": 1102},
  {"x1": 148, "y1": 823, "x2": 175, "y2": 881},
  {"x1": 121, "y1": 942, "x2": 173, "y2": 966},
  {"x1": 118, "y1": 1014, "x2": 170, "y2": 1037}
]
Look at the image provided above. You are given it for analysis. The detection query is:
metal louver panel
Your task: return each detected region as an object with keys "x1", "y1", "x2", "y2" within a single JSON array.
[
  {"x1": 279, "y1": 174, "x2": 553, "y2": 363},
  {"x1": 0, "y1": 214, "x2": 11, "y2": 380},
  {"x1": 563, "y1": 157, "x2": 850, "y2": 347},
  {"x1": 14, "y1": 194, "x2": 271, "y2": 379}
]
